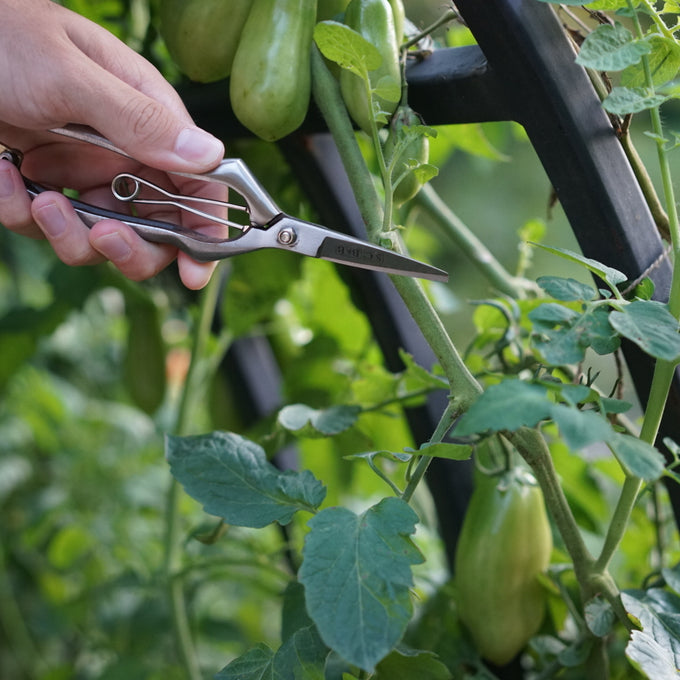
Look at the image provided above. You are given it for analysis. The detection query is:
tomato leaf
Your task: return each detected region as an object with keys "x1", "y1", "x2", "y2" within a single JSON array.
[
  {"x1": 537, "y1": 276, "x2": 598, "y2": 301},
  {"x1": 215, "y1": 644, "x2": 274, "y2": 680},
  {"x1": 374, "y1": 648, "x2": 451, "y2": 680},
  {"x1": 603, "y1": 86, "x2": 670, "y2": 115},
  {"x1": 277, "y1": 404, "x2": 362, "y2": 438},
  {"x1": 575, "y1": 23, "x2": 651, "y2": 71},
  {"x1": 550, "y1": 405, "x2": 614, "y2": 450},
  {"x1": 622, "y1": 589, "x2": 680, "y2": 678},
  {"x1": 622, "y1": 35, "x2": 680, "y2": 87},
  {"x1": 216, "y1": 627, "x2": 328, "y2": 680},
  {"x1": 166, "y1": 432, "x2": 327, "y2": 527},
  {"x1": 313, "y1": 21, "x2": 381, "y2": 77},
  {"x1": 454, "y1": 380, "x2": 553, "y2": 435},
  {"x1": 609, "y1": 300, "x2": 680, "y2": 361},
  {"x1": 531, "y1": 244, "x2": 627, "y2": 287},
  {"x1": 585, "y1": 596, "x2": 617, "y2": 637},
  {"x1": 608, "y1": 432, "x2": 666, "y2": 481},
  {"x1": 299, "y1": 497, "x2": 423, "y2": 671}
]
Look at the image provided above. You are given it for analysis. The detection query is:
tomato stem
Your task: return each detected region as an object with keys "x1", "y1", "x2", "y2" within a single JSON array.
[{"x1": 163, "y1": 265, "x2": 227, "y2": 680}]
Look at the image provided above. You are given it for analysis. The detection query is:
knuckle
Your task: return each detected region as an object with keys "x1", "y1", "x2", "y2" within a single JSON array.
[{"x1": 122, "y1": 98, "x2": 168, "y2": 144}]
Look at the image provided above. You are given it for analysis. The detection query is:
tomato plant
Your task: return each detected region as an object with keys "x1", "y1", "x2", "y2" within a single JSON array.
[{"x1": 4, "y1": 1, "x2": 680, "y2": 679}]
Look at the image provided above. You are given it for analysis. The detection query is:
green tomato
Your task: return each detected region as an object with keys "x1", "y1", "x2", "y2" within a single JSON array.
[
  {"x1": 454, "y1": 467, "x2": 553, "y2": 666},
  {"x1": 387, "y1": 0, "x2": 405, "y2": 43},
  {"x1": 123, "y1": 295, "x2": 166, "y2": 416},
  {"x1": 159, "y1": 0, "x2": 253, "y2": 83},
  {"x1": 383, "y1": 105, "x2": 429, "y2": 205},
  {"x1": 229, "y1": 0, "x2": 317, "y2": 141},
  {"x1": 316, "y1": 0, "x2": 350, "y2": 21},
  {"x1": 339, "y1": 0, "x2": 401, "y2": 135}
]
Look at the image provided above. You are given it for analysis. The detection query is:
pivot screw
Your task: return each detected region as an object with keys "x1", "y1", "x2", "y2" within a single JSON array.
[{"x1": 277, "y1": 227, "x2": 297, "y2": 246}]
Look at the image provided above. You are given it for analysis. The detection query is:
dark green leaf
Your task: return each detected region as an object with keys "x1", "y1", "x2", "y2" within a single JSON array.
[
  {"x1": 454, "y1": 381, "x2": 552, "y2": 435},
  {"x1": 530, "y1": 304, "x2": 620, "y2": 366},
  {"x1": 609, "y1": 300, "x2": 680, "y2": 361},
  {"x1": 166, "y1": 432, "x2": 326, "y2": 528},
  {"x1": 281, "y1": 581, "x2": 314, "y2": 642},
  {"x1": 537, "y1": 276, "x2": 598, "y2": 301},
  {"x1": 663, "y1": 563, "x2": 680, "y2": 596},
  {"x1": 532, "y1": 244, "x2": 627, "y2": 286},
  {"x1": 585, "y1": 596, "x2": 616, "y2": 637},
  {"x1": 215, "y1": 644, "x2": 274, "y2": 680},
  {"x1": 277, "y1": 404, "x2": 362, "y2": 438},
  {"x1": 609, "y1": 433, "x2": 666, "y2": 481},
  {"x1": 299, "y1": 498, "x2": 423, "y2": 671},
  {"x1": 575, "y1": 23, "x2": 651, "y2": 71},
  {"x1": 374, "y1": 648, "x2": 451, "y2": 680},
  {"x1": 216, "y1": 628, "x2": 329, "y2": 680}
]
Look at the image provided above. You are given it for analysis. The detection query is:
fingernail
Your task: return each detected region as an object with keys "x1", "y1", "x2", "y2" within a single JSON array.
[
  {"x1": 35, "y1": 202, "x2": 66, "y2": 238},
  {"x1": 174, "y1": 128, "x2": 223, "y2": 166},
  {"x1": 0, "y1": 165, "x2": 16, "y2": 199},
  {"x1": 92, "y1": 232, "x2": 133, "y2": 262}
]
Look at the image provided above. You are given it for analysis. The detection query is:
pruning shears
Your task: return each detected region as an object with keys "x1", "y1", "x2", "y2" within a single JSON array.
[{"x1": 0, "y1": 125, "x2": 448, "y2": 282}]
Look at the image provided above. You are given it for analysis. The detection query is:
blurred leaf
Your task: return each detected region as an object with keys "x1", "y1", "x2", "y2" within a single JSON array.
[
  {"x1": 550, "y1": 405, "x2": 614, "y2": 450},
  {"x1": 532, "y1": 244, "x2": 627, "y2": 287},
  {"x1": 575, "y1": 23, "x2": 650, "y2": 71},
  {"x1": 604, "y1": 86, "x2": 669, "y2": 115},
  {"x1": 608, "y1": 433, "x2": 666, "y2": 481},
  {"x1": 281, "y1": 581, "x2": 314, "y2": 642},
  {"x1": 299, "y1": 498, "x2": 423, "y2": 671},
  {"x1": 585, "y1": 596, "x2": 616, "y2": 637},
  {"x1": 277, "y1": 403, "x2": 362, "y2": 438},
  {"x1": 222, "y1": 250, "x2": 300, "y2": 337},
  {"x1": 662, "y1": 563, "x2": 680, "y2": 595},
  {"x1": 215, "y1": 644, "x2": 274, "y2": 680},
  {"x1": 166, "y1": 431, "x2": 326, "y2": 527},
  {"x1": 609, "y1": 300, "x2": 680, "y2": 361},
  {"x1": 122, "y1": 295, "x2": 166, "y2": 415},
  {"x1": 374, "y1": 647, "x2": 451, "y2": 680}
]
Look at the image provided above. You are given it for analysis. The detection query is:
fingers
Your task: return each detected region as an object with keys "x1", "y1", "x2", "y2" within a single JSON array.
[{"x1": 0, "y1": 160, "x2": 37, "y2": 237}]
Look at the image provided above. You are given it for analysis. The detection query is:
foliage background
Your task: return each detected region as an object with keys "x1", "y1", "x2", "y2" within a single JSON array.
[{"x1": 1, "y1": 1, "x2": 678, "y2": 679}]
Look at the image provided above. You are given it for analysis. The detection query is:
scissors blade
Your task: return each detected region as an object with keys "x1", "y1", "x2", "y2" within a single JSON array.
[{"x1": 271, "y1": 216, "x2": 448, "y2": 282}]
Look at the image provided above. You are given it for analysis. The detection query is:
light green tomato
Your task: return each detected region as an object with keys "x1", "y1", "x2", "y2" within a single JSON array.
[{"x1": 159, "y1": 0, "x2": 253, "y2": 83}]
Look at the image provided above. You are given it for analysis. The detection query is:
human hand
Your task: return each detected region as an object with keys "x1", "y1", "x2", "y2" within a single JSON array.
[{"x1": 0, "y1": 0, "x2": 226, "y2": 289}]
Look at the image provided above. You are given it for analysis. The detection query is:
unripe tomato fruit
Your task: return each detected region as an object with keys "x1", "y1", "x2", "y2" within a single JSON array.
[
  {"x1": 340, "y1": 0, "x2": 401, "y2": 134},
  {"x1": 454, "y1": 468, "x2": 553, "y2": 666},
  {"x1": 229, "y1": 0, "x2": 317, "y2": 141},
  {"x1": 159, "y1": 0, "x2": 253, "y2": 83}
]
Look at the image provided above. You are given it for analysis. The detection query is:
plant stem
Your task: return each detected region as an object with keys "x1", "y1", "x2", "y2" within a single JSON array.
[
  {"x1": 414, "y1": 183, "x2": 534, "y2": 298},
  {"x1": 402, "y1": 400, "x2": 460, "y2": 503},
  {"x1": 593, "y1": 1, "x2": 680, "y2": 575},
  {"x1": 162, "y1": 266, "x2": 226, "y2": 680},
  {"x1": 311, "y1": 45, "x2": 482, "y2": 405},
  {"x1": 310, "y1": 46, "x2": 383, "y2": 232}
]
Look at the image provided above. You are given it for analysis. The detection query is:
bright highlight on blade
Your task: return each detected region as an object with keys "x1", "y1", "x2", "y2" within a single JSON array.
[{"x1": 316, "y1": 236, "x2": 448, "y2": 282}]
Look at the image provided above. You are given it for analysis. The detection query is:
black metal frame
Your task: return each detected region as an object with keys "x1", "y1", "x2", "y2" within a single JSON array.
[{"x1": 184, "y1": 0, "x2": 680, "y2": 572}]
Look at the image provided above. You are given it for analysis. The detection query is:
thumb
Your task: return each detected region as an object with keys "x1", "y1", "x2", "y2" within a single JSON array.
[{"x1": 70, "y1": 72, "x2": 224, "y2": 172}]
